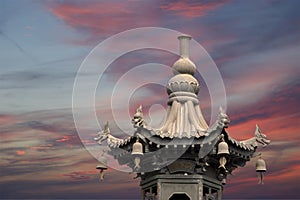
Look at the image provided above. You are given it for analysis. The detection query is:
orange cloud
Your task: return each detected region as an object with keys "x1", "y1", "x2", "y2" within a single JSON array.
[
  {"x1": 226, "y1": 115, "x2": 300, "y2": 149},
  {"x1": 16, "y1": 150, "x2": 25, "y2": 155},
  {"x1": 55, "y1": 135, "x2": 70, "y2": 142}
]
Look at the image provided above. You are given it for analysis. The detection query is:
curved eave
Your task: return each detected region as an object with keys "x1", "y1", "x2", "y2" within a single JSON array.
[
  {"x1": 107, "y1": 136, "x2": 133, "y2": 148},
  {"x1": 110, "y1": 125, "x2": 263, "y2": 158},
  {"x1": 223, "y1": 130, "x2": 256, "y2": 152},
  {"x1": 140, "y1": 125, "x2": 221, "y2": 145}
]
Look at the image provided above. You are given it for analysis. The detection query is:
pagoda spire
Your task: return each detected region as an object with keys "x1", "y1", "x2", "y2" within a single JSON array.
[{"x1": 157, "y1": 35, "x2": 208, "y2": 138}]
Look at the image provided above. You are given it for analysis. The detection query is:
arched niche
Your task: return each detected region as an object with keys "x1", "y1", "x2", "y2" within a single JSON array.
[{"x1": 169, "y1": 193, "x2": 191, "y2": 200}]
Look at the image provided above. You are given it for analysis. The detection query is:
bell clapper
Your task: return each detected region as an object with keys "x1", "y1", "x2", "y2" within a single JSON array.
[
  {"x1": 258, "y1": 171, "x2": 264, "y2": 184},
  {"x1": 219, "y1": 156, "x2": 227, "y2": 169},
  {"x1": 99, "y1": 169, "x2": 105, "y2": 181},
  {"x1": 134, "y1": 157, "x2": 141, "y2": 171}
]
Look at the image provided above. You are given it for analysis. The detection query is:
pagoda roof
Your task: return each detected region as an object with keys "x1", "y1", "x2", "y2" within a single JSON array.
[
  {"x1": 94, "y1": 34, "x2": 270, "y2": 160},
  {"x1": 95, "y1": 116, "x2": 270, "y2": 157}
]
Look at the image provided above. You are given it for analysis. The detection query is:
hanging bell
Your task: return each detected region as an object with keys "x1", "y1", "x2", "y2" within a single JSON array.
[
  {"x1": 132, "y1": 139, "x2": 143, "y2": 156},
  {"x1": 256, "y1": 157, "x2": 267, "y2": 184},
  {"x1": 222, "y1": 178, "x2": 226, "y2": 185},
  {"x1": 217, "y1": 135, "x2": 229, "y2": 156},
  {"x1": 96, "y1": 155, "x2": 108, "y2": 181},
  {"x1": 132, "y1": 139, "x2": 143, "y2": 171},
  {"x1": 256, "y1": 157, "x2": 267, "y2": 172},
  {"x1": 96, "y1": 162, "x2": 107, "y2": 170}
]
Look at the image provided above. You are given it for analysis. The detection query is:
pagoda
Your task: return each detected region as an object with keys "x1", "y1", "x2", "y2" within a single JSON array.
[{"x1": 94, "y1": 35, "x2": 270, "y2": 200}]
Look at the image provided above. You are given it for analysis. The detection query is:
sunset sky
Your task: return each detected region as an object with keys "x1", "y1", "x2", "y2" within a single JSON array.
[{"x1": 0, "y1": 0, "x2": 299, "y2": 199}]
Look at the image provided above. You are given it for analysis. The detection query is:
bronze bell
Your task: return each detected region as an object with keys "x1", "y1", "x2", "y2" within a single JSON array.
[
  {"x1": 222, "y1": 178, "x2": 226, "y2": 185},
  {"x1": 256, "y1": 157, "x2": 267, "y2": 184},
  {"x1": 217, "y1": 137, "x2": 229, "y2": 155},
  {"x1": 132, "y1": 140, "x2": 143, "y2": 155},
  {"x1": 96, "y1": 162, "x2": 108, "y2": 170},
  {"x1": 96, "y1": 155, "x2": 108, "y2": 181},
  {"x1": 97, "y1": 154, "x2": 108, "y2": 168},
  {"x1": 256, "y1": 157, "x2": 266, "y2": 172}
]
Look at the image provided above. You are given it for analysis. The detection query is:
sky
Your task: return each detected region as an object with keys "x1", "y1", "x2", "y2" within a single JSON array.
[{"x1": 0, "y1": 0, "x2": 299, "y2": 199}]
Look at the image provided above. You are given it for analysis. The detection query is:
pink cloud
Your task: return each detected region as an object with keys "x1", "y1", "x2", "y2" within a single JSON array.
[
  {"x1": 61, "y1": 170, "x2": 97, "y2": 181},
  {"x1": 30, "y1": 144, "x2": 54, "y2": 151},
  {"x1": 226, "y1": 79, "x2": 299, "y2": 140},
  {"x1": 227, "y1": 110, "x2": 299, "y2": 142},
  {"x1": 161, "y1": 0, "x2": 230, "y2": 18},
  {"x1": 0, "y1": 114, "x2": 18, "y2": 125},
  {"x1": 47, "y1": 1, "x2": 231, "y2": 47},
  {"x1": 224, "y1": 163, "x2": 300, "y2": 198},
  {"x1": 47, "y1": 1, "x2": 162, "y2": 44}
]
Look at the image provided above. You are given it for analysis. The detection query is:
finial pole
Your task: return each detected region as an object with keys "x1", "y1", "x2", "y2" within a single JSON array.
[{"x1": 178, "y1": 35, "x2": 192, "y2": 58}]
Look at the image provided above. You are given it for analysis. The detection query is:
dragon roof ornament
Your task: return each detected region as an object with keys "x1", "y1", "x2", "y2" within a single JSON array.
[
  {"x1": 227, "y1": 124, "x2": 271, "y2": 151},
  {"x1": 94, "y1": 121, "x2": 132, "y2": 148}
]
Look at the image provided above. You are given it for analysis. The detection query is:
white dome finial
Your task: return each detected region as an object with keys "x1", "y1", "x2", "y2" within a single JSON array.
[{"x1": 172, "y1": 34, "x2": 196, "y2": 75}]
